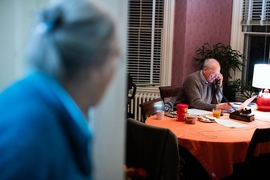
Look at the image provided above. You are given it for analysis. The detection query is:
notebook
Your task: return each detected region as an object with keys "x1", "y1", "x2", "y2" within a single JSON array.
[{"x1": 188, "y1": 109, "x2": 211, "y2": 115}]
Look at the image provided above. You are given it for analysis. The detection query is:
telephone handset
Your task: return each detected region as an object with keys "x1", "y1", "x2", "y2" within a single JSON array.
[{"x1": 215, "y1": 79, "x2": 221, "y2": 87}]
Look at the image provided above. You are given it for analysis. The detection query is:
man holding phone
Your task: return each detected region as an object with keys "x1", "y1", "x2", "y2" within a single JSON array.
[{"x1": 175, "y1": 58, "x2": 232, "y2": 111}]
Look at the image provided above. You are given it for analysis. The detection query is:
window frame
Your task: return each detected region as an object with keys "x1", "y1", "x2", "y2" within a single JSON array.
[
  {"x1": 231, "y1": 0, "x2": 270, "y2": 81},
  {"x1": 127, "y1": 0, "x2": 175, "y2": 87}
]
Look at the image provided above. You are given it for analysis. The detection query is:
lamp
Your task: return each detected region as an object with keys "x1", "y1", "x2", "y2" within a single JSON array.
[{"x1": 252, "y1": 64, "x2": 270, "y2": 111}]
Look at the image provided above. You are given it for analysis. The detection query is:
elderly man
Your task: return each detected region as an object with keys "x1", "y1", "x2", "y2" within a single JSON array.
[{"x1": 175, "y1": 58, "x2": 232, "y2": 111}]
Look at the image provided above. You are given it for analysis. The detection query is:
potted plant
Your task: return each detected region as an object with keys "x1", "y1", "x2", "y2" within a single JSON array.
[
  {"x1": 192, "y1": 42, "x2": 246, "y2": 101},
  {"x1": 226, "y1": 79, "x2": 241, "y2": 101},
  {"x1": 234, "y1": 79, "x2": 258, "y2": 100}
]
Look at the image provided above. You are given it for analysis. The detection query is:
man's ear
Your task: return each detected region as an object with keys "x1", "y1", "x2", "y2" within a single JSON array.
[{"x1": 202, "y1": 67, "x2": 207, "y2": 74}]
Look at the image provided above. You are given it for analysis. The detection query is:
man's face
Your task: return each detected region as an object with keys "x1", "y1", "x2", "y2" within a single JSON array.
[{"x1": 204, "y1": 67, "x2": 220, "y2": 83}]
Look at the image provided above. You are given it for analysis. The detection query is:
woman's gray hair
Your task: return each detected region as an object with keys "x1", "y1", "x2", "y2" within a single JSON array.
[{"x1": 25, "y1": 0, "x2": 116, "y2": 79}]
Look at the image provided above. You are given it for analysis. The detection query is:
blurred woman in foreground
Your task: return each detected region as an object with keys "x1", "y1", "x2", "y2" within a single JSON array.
[{"x1": 0, "y1": 0, "x2": 119, "y2": 179}]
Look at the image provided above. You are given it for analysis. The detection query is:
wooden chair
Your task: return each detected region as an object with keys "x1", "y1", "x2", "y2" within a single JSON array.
[
  {"x1": 125, "y1": 118, "x2": 181, "y2": 180},
  {"x1": 127, "y1": 73, "x2": 137, "y2": 118},
  {"x1": 159, "y1": 85, "x2": 182, "y2": 103},
  {"x1": 139, "y1": 98, "x2": 163, "y2": 123},
  {"x1": 223, "y1": 127, "x2": 270, "y2": 179}
]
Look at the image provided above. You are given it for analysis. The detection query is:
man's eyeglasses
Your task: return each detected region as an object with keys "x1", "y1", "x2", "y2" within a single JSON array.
[{"x1": 207, "y1": 68, "x2": 220, "y2": 78}]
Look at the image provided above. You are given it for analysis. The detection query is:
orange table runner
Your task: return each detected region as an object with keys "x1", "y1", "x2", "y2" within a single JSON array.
[{"x1": 145, "y1": 110, "x2": 270, "y2": 179}]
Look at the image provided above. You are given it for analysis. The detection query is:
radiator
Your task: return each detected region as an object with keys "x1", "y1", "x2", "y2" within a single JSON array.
[{"x1": 128, "y1": 87, "x2": 160, "y2": 121}]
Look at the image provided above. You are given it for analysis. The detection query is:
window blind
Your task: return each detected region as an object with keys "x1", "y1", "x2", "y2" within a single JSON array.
[
  {"x1": 127, "y1": 0, "x2": 164, "y2": 86},
  {"x1": 242, "y1": 0, "x2": 270, "y2": 25}
]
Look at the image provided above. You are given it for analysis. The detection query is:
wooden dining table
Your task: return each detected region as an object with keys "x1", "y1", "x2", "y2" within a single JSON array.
[{"x1": 145, "y1": 108, "x2": 270, "y2": 180}]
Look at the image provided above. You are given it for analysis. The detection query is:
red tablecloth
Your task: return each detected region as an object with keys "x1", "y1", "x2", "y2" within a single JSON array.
[{"x1": 145, "y1": 109, "x2": 270, "y2": 179}]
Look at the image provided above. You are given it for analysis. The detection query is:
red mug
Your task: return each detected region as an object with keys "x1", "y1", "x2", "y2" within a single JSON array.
[{"x1": 177, "y1": 104, "x2": 188, "y2": 122}]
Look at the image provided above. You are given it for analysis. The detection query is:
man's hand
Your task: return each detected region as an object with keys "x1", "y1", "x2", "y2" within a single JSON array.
[
  {"x1": 216, "y1": 102, "x2": 232, "y2": 110},
  {"x1": 215, "y1": 74, "x2": 223, "y2": 88}
]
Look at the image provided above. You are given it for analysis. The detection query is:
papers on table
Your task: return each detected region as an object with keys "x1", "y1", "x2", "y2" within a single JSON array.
[
  {"x1": 187, "y1": 108, "x2": 250, "y2": 128},
  {"x1": 188, "y1": 109, "x2": 211, "y2": 115},
  {"x1": 215, "y1": 119, "x2": 248, "y2": 128}
]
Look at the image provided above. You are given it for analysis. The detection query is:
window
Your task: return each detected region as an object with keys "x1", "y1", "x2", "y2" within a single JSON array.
[
  {"x1": 127, "y1": 0, "x2": 164, "y2": 87},
  {"x1": 242, "y1": 32, "x2": 270, "y2": 83},
  {"x1": 242, "y1": 0, "x2": 270, "y2": 25},
  {"x1": 238, "y1": 0, "x2": 270, "y2": 83}
]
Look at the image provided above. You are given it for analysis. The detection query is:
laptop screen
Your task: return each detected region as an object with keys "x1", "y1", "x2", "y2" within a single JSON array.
[{"x1": 236, "y1": 95, "x2": 257, "y2": 111}]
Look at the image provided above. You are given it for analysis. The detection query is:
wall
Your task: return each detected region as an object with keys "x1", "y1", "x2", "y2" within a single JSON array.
[
  {"x1": 90, "y1": 1, "x2": 127, "y2": 180},
  {"x1": 0, "y1": 0, "x2": 49, "y2": 91},
  {"x1": 172, "y1": 0, "x2": 233, "y2": 86}
]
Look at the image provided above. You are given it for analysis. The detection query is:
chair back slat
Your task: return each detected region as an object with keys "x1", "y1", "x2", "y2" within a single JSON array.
[
  {"x1": 245, "y1": 127, "x2": 270, "y2": 168},
  {"x1": 139, "y1": 98, "x2": 163, "y2": 122},
  {"x1": 159, "y1": 86, "x2": 182, "y2": 102}
]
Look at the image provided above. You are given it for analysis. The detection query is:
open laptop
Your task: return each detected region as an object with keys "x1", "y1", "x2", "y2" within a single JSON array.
[{"x1": 235, "y1": 95, "x2": 257, "y2": 111}]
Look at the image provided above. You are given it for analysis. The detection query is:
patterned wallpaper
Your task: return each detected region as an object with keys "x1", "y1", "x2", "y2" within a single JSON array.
[{"x1": 172, "y1": 0, "x2": 233, "y2": 86}]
